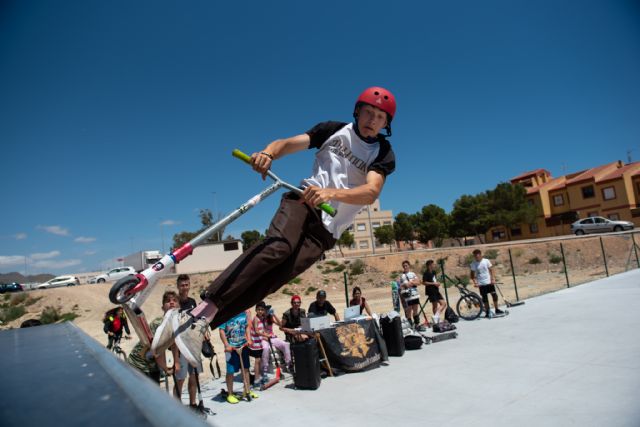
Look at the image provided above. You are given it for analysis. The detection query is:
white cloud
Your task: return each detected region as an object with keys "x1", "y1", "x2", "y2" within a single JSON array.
[
  {"x1": 14, "y1": 233, "x2": 27, "y2": 240},
  {"x1": 30, "y1": 250, "x2": 61, "y2": 260},
  {"x1": 160, "y1": 220, "x2": 179, "y2": 226},
  {"x1": 75, "y1": 236, "x2": 96, "y2": 243},
  {"x1": 84, "y1": 250, "x2": 97, "y2": 256},
  {"x1": 38, "y1": 225, "x2": 70, "y2": 236},
  {"x1": 0, "y1": 255, "x2": 25, "y2": 267},
  {"x1": 31, "y1": 259, "x2": 82, "y2": 269}
]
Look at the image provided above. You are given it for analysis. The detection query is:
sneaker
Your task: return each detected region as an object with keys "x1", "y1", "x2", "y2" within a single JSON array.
[
  {"x1": 495, "y1": 308, "x2": 505, "y2": 315},
  {"x1": 244, "y1": 390, "x2": 259, "y2": 399},
  {"x1": 173, "y1": 312, "x2": 208, "y2": 369},
  {"x1": 226, "y1": 394, "x2": 240, "y2": 404},
  {"x1": 150, "y1": 308, "x2": 179, "y2": 354},
  {"x1": 487, "y1": 311, "x2": 495, "y2": 318},
  {"x1": 416, "y1": 324, "x2": 427, "y2": 332}
]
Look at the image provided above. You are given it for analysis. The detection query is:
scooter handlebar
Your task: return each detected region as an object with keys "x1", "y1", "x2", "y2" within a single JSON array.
[{"x1": 232, "y1": 149, "x2": 337, "y2": 217}]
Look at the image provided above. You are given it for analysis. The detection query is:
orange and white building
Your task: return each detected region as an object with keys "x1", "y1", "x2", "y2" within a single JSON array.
[{"x1": 488, "y1": 161, "x2": 640, "y2": 241}]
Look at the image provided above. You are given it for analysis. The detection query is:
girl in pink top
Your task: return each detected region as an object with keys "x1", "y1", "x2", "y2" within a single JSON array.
[{"x1": 255, "y1": 301, "x2": 292, "y2": 374}]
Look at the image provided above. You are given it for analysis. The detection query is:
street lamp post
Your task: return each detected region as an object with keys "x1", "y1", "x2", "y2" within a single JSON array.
[
  {"x1": 212, "y1": 192, "x2": 221, "y2": 241},
  {"x1": 367, "y1": 204, "x2": 376, "y2": 255}
]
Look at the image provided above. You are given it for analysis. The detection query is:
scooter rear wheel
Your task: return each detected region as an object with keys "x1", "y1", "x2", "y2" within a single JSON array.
[{"x1": 109, "y1": 275, "x2": 140, "y2": 304}]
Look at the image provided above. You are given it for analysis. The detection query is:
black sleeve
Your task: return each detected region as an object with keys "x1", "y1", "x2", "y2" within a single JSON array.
[
  {"x1": 308, "y1": 302, "x2": 316, "y2": 314},
  {"x1": 103, "y1": 321, "x2": 110, "y2": 334},
  {"x1": 367, "y1": 139, "x2": 395, "y2": 177},
  {"x1": 123, "y1": 318, "x2": 131, "y2": 335},
  {"x1": 326, "y1": 302, "x2": 337, "y2": 315},
  {"x1": 305, "y1": 121, "x2": 349, "y2": 149}
]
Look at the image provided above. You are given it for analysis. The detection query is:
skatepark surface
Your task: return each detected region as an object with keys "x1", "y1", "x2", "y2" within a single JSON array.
[{"x1": 200, "y1": 269, "x2": 640, "y2": 427}]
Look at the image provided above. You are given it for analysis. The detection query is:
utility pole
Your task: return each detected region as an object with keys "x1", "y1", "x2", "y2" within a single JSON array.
[
  {"x1": 367, "y1": 204, "x2": 376, "y2": 255},
  {"x1": 212, "y1": 192, "x2": 221, "y2": 241}
]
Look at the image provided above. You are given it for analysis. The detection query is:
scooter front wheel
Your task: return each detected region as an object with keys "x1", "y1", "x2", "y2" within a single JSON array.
[{"x1": 109, "y1": 275, "x2": 140, "y2": 304}]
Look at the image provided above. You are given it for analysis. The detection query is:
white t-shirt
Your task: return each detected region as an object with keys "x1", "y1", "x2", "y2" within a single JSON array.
[
  {"x1": 398, "y1": 271, "x2": 420, "y2": 301},
  {"x1": 470, "y1": 258, "x2": 493, "y2": 285},
  {"x1": 399, "y1": 271, "x2": 419, "y2": 287},
  {"x1": 302, "y1": 122, "x2": 395, "y2": 238}
]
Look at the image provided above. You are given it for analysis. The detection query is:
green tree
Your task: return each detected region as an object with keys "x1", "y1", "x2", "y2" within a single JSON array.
[
  {"x1": 374, "y1": 224, "x2": 395, "y2": 251},
  {"x1": 241, "y1": 230, "x2": 264, "y2": 250},
  {"x1": 414, "y1": 204, "x2": 449, "y2": 247},
  {"x1": 172, "y1": 208, "x2": 226, "y2": 249},
  {"x1": 486, "y1": 183, "x2": 538, "y2": 240},
  {"x1": 450, "y1": 193, "x2": 492, "y2": 244},
  {"x1": 393, "y1": 212, "x2": 416, "y2": 250},
  {"x1": 336, "y1": 229, "x2": 354, "y2": 257}
]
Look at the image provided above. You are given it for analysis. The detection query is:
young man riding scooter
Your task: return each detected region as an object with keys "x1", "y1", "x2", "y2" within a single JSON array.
[{"x1": 152, "y1": 87, "x2": 398, "y2": 368}]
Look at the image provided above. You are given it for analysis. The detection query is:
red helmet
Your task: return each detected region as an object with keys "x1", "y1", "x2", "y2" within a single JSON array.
[{"x1": 355, "y1": 86, "x2": 396, "y2": 120}]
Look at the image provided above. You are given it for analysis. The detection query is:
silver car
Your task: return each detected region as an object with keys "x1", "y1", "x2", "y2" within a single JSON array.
[
  {"x1": 95, "y1": 266, "x2": 136, "y2": 283},
  {"x1": 37, "y1": 275, "x2": 80, "y2": 289},
  {"x1": 571, "y1": 216, "x2": 634, "y2": 235}
]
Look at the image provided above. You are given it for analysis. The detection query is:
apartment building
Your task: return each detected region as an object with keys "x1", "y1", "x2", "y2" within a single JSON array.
[
  {"x1": 488, "y1": 161, "x2": 640, "y2": 241},
  {"x1": 326, "y1": 199, "x2": 394, "y2": 257}
]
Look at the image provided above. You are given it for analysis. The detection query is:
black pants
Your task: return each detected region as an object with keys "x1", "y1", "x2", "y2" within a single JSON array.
[
  {"x1": 106, "y1": 332, "x2": 122, "y2": 349},
  {"x1": 206, "y1": 193, "x2": 336, "y2": 329}
]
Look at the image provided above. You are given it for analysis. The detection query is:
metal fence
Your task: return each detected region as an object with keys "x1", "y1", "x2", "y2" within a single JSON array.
[{"x1": 415, "y1": 231, "x2": 640, "y2": 308}]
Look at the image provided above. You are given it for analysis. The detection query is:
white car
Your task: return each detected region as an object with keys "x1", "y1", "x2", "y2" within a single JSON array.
[
  {"x1": 37, "y1": 275, "x2": 80, "y2": 289},
  {"x1": 570, "y1": 216, "x2": 635, "y2": 235},
  {"x1": 95, "y1": 266, "x2": 136, "y2": 283}
]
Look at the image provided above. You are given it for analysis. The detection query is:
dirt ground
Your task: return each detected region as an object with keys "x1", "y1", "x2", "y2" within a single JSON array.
[{"x1": 2, "y1": 232, "x2": 638, "y2": 383}]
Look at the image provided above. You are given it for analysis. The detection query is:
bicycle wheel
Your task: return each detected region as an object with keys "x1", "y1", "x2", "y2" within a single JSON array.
[{"x1": 456, "y1": 294, "x2": 483, "y2": 320}]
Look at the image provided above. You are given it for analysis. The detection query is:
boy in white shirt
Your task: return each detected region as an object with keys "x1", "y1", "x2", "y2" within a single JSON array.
[{"x1": 469, "y1": 249, "x2": 504, "y2": 317}]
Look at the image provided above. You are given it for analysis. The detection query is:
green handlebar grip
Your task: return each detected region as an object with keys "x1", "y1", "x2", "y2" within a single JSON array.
[
  {"x1": 319, "y1": 203, "x2": 337, "y2": 217},
  {"x1": 233, "y1": 148, "x2": 337, "y2": 217},
  {"x1": 232, "y1": 149, "x2": 252, "y2": 165}
]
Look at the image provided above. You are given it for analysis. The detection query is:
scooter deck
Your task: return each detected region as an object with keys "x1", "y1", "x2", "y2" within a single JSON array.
[{"x1": 420, "y1": 330, "x2": 458, "y2": 344}]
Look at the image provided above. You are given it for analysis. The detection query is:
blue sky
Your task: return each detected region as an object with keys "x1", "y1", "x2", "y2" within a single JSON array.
[{"x1": 1, "y1": 0, "x2": 639, "y2": 274}]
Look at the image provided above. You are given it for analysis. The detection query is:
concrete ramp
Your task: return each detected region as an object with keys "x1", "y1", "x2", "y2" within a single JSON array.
[{"x1": 0, "y1": 322, "x2": 211, "y2": 427}]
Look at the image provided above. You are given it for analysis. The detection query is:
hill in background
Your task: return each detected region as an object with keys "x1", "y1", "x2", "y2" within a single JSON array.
[{"x1": 0, "y1": 272, "x2": 54, "y2": 284}]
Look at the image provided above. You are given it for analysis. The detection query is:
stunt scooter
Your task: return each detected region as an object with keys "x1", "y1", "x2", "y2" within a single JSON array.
[{"x1": 109, "y1": 149, "x2": 336, "y2": 347}]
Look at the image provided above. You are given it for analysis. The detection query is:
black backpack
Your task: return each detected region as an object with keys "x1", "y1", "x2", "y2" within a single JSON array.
[{"x1": 445, "y1": 306, "x2": 459, "y2": 323}]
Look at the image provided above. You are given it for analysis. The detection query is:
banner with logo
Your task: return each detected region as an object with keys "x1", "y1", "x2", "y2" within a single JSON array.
[{"x1": 317, "y1": 319, "x2": 382, "y2": 372}]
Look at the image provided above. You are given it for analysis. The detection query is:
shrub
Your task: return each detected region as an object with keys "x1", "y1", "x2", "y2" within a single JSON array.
[
  {"x1": 389, "y1": 271, "x2": 399, "y2": 279},
  {"x1": 3, "y1": 294, "x2": 10, "y2": 301},
  {"x1": 463, "y1": 254, "x2": 475, "y2": 265},
  {"x1": 40, "y1": 306, "x2": 61, "y2": 324},
  {"x1": 349, "y1": 259, "x2": 365, "y2": 276},
  {"x1": 332, "y1": 264, "x2": 346, "y2": 273},
  {"x1": 457, "y1": 275, "x2": 470, "y2": 286},
  {"x1": 281, "y1": 287, "x2": 294, "y2": 296},
  {"x1": 0, "y1": 305, "x2": 26, "y2": 323},
  {"x1": 322, "y1": 268, "x2": 333, "y2": 275},
  {"x1": 10, "y1": 293, "x2": 28, "y2": 306},
  {"x1": 305, "y1": 286, "x2": 318, "y2": 296},
  {"x1": 528, "y1": 257, "x2": 542, "y2": 265},
  {"x1": 323, "y1": 279, "x2": 329, "y2": 284},
  {"x1": 289, "y1": 277, "x2": 302, "y2": 285},
  {"x1": 512, "y1": 249, "x2": 524, "y2": 258},
  {"x1": 60, "y1": 312, "x2": 80, "y2": 322},
  {"x1": 548, "y1": 253, "x2": 563, "y2": 264},
  {"x1": 485, "y1": 249, "x2": 499, "y2": 260},
  {"x1": 325, "y1": 260, "x2": 339, "y2": 266}
]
